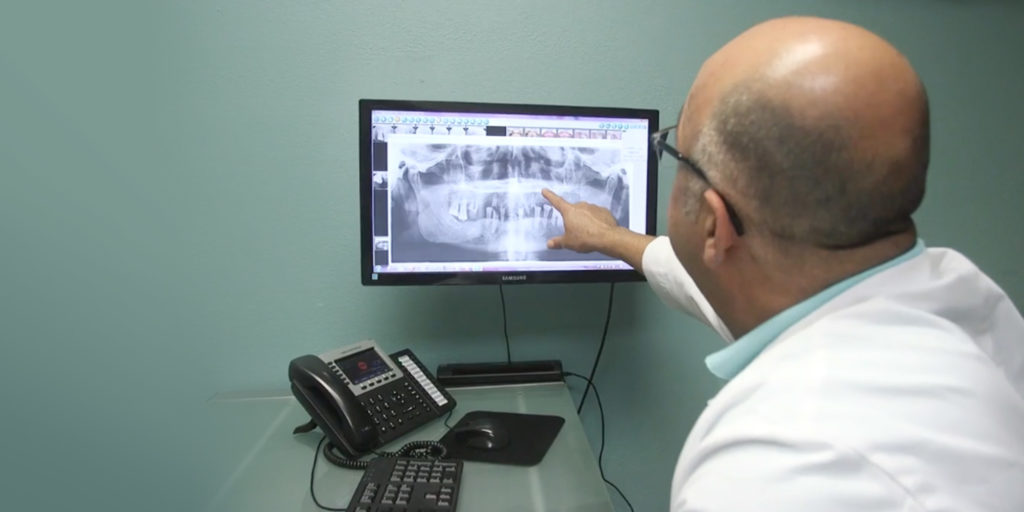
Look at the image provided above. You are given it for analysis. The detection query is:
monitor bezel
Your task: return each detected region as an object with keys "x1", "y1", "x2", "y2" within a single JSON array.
[{"x1": 359, "y1": 98, "x2": 659, "y2": 286}]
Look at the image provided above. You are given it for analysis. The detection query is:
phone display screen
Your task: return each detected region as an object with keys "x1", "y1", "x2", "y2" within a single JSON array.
[{"x1": 335, "y1": 348, "x2": 391, "y2": 385}]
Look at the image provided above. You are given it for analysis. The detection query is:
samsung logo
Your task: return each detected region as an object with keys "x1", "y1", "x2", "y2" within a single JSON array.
[{"x1": 501, "y1": 275, "x2": 527, "y2": 282}]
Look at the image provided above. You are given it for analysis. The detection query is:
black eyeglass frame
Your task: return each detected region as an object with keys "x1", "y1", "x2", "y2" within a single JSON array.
[{"x1": 651, "y1": 126, "x2": 745, "y2": 236}]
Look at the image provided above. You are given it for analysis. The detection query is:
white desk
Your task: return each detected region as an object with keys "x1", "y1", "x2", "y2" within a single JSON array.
[{"x1": 203, "y1": 382, "x2": 614, "y2": 511}]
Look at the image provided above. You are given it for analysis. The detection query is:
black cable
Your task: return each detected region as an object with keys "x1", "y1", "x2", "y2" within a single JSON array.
[
  {"x1": 322, "y1": 439, "x2": 448, "y2": 470},
  {"x1": 309, "y1": 436, "x2": 347, "y2": 511},
  {"x1": 499, "y1": 283, "x2": 511, "y2": 363},
  {"x1": 443, "y1": 408, "x2": 456, "y2": 430},
  {"x1": 565, "y1": 373, "x2": 608, "y2": 474},
  {"x1": 565, "y1": 372, "x2": 634, "y2": 512},
  {"x1": 578, "y1": 282, "x2": 615, "y2": 414}
]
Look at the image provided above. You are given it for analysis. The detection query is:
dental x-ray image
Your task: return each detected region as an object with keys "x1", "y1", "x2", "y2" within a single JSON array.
[{"x1": 388, "y1": 142, "x2": 630, "y2": 263}]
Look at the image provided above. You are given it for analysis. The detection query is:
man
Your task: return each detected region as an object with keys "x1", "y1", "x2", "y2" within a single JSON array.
[{"x1": 542, "y1": 17, "x2": 1024, "y2": 511}]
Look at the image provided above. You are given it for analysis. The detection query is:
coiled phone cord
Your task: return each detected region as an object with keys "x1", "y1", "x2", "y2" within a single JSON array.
[
  {"x1": 309, "y1": 411, "x2": 458, "y2": 510},
  {"x1": 319, "y1": 437, "x2": 448, "y2": 470},
  {"x1": 311, "y1": 436, "x2": 449, "y2": 511}
]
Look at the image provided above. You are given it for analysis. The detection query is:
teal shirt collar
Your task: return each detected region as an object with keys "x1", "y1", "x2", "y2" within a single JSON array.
[{"x1": 705, "y1": 239, "x2": 926, "y2": 380}]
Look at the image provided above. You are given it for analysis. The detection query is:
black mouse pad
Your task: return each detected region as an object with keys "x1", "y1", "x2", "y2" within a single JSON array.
[{"x1": 439, "y1": 410, "x2": 565, "y2": 466}]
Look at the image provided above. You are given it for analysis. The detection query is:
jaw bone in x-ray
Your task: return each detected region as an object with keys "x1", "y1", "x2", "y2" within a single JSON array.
[{"x1": 389, "y1": 143, "x2": 629, "y2": 263}]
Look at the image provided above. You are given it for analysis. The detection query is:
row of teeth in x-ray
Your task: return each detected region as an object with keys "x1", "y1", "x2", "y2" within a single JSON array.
[{"x1": 447, "y1": 200, "x2": 563, "y2": 227}]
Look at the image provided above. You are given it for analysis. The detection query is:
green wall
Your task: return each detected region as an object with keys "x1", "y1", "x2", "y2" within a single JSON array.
[{"x1": 2, "y1": 1, "x2": 1021, "y2": 511}]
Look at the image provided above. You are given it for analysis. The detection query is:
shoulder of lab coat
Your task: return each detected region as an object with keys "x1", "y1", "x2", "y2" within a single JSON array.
[{"x1": 641, "y1": 235, "x2": 733, "y2": 342}]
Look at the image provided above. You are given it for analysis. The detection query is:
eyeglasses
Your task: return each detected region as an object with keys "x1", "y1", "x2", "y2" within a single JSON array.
[{"x1": 651, "y1": 126, "x2": 745, "y2": 236}]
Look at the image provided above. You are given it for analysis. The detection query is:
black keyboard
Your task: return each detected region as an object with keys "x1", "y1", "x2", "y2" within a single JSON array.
[{"x1": 346, "y1": 457, "x2": 462, "y2": 512}]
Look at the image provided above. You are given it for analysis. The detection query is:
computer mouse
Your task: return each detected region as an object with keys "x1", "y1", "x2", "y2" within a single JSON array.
[{"x1": 453, "y1": 417, "x2": 510, "y2": 451}]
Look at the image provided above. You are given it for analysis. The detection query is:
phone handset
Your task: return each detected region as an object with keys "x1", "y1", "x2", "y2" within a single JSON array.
[{"x1": 288, "y1": 355, "x2": 379, "y2": 458}]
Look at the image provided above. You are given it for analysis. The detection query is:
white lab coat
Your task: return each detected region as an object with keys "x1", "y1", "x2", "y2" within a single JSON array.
[{"x1": 641, "y1": 236, "x2": 1024, "y2": 512}]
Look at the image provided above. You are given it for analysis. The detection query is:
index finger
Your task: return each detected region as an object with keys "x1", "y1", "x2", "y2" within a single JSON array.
[{"x1": 541, "y1": 188, "x2": 570, "y2": 212}]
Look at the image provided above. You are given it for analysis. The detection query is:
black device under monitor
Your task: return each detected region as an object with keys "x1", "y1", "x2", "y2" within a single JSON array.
[
  {"x1": 288, "y1": 340, "x2": 457, "y2": 459},
  {"x1": 359, "y1": 98, "x2": 659, "y2": 286},
  {"x1": 436, "y1": 359, "x2": 563, "y2": 387}
]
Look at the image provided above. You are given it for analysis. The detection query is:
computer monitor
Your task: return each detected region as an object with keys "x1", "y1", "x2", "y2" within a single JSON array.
[{"x1": 359, "y1": 99, "x2": 658, "y2": 285}]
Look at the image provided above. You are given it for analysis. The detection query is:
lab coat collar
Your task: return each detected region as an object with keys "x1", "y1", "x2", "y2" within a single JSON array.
[{"x1": 705, "y1": 239, "x2": 926, "y2": 380}]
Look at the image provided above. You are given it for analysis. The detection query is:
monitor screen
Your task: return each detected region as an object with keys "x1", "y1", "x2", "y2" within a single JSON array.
[{"x1": 359, "y1": 99, "x2": 658, "y2": 285}]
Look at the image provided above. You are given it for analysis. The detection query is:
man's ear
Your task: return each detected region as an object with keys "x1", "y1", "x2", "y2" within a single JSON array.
[{"x1": 701, "y1": 189, "x2": 738, "y2": 267}]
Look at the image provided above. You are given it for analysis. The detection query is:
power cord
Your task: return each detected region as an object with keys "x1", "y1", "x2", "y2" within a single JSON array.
[
  {"x1": 499, "y1": 283, "x2": 511, "y2": 363},
  {"x1": 564, "y1": 372, "x2": 634, "y2": 512},
  {"x1": 578, "y1": 282, "x2": 615, "y2": 414},
  {"x1": 309, "y1": 436, "x2": 347, "y2": 511}
]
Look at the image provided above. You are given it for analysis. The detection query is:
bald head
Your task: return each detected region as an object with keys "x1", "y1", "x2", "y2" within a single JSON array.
[{"x1": 681, "y1": 17, "x2": 929, "y2": 248}]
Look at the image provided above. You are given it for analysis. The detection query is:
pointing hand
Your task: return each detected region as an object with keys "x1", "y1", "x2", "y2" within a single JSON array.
[{"x1": 541, "y1": 188, "x2": 620, "y2": 253}]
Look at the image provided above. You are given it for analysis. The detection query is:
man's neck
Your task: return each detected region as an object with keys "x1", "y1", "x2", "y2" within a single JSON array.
[{"x1": 721, "y1": 229, "x2": 918, "y2": 338}]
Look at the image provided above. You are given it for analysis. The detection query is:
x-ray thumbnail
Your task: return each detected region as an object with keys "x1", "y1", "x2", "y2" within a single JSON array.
[{"x1": 388, "y1": 142, "x2": 630, "y2": 263}]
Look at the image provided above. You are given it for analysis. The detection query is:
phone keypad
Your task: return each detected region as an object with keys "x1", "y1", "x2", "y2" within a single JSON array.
[{"x1": 360, "y1": 381, "x2": 433, "y2": 441}]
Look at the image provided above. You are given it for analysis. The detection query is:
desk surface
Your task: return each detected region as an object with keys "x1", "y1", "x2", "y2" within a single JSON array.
[{"x1": 203, "y1": 382, "x2": 614, "y2": 512}]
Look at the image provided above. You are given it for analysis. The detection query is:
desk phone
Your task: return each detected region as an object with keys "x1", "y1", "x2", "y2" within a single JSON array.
[{"x1": 289, "y1": 340, "x2": 457, "y2": 458}]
